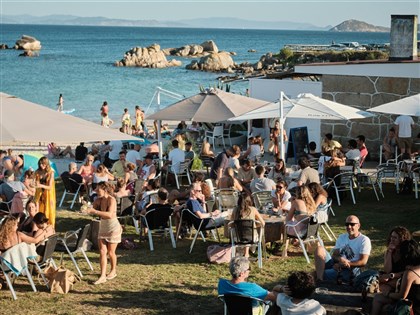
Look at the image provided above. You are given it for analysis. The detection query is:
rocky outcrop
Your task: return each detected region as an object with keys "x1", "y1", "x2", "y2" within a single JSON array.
[
  {"x1": 18, "y1": 50, "x2": 39, "y2": 57},
  {"x1": 14, "y1": 35, "x2": 41, "y2": 50},
  {"x1": 0, "y1": 44, "x2": 9, "y2": 49},
  {"x1": 186, "y1": 51, "x2": 234, "y2": 72},
  {"x1": 162, "y1": 40, "x2": 220, "y2": 58},
  {"x1": 114, "y1": 44, "x2": 181, "y2": 68}
]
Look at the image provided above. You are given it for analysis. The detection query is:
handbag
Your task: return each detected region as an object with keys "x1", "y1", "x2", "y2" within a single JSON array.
[
  {"x1": 43, "y1": 264, "x2": 81, "y2": 294},
  {"x1": 207, "y1": 244, "x2": 232, "y2": 264}
]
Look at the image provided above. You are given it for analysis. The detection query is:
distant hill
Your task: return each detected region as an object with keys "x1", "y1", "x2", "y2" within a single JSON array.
[{"x1": 329, "y1": 19, "x2": 389, "y2": 32}]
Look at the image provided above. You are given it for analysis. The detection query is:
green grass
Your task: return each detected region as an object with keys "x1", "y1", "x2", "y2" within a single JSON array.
[{"x1": 0, "y1": 182, "x2": 418, "y2": 314}]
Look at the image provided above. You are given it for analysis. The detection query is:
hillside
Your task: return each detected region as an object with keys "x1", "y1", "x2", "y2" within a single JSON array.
[{"x1": 329, "y1": 19, "x2": 390, "y2": 32}]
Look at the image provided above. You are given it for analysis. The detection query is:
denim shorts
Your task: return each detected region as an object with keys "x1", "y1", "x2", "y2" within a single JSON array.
[{"x1": 324, "y1": 259, "x2": 360, "y2": 282}]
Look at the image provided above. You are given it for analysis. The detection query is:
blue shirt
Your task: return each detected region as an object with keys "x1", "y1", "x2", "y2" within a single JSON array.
[
  {"x1": 218, "y1": 278, "x2": 268, "y2": 300},
  {"x1": 186, "y1": 198, "x2": 205, "y2": 214}
]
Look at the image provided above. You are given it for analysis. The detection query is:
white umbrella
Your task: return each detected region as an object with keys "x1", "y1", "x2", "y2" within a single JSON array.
[
  {"x1": 367, "y1": 93, "x2": 420, "y2": 116},
  {"x1": 229, "y1": 92, "x2": 375, "y2": 160},
  {"x1": 0, "y1": 92, "x2": 139, "y2": 144}
]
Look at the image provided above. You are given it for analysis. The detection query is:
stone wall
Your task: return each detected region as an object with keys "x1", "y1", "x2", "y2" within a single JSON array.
[{"x1": 321, "y1": 75, "x2": 420, "y2": 160}]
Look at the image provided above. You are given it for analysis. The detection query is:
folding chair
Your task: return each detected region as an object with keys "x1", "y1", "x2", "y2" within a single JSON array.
[
  {"x1": 229, "y1": 219, "x2": 264, "y2": 269},
  {"x1": 177, "y1": 208, "x2": 221, "y2": 254},
  {"x1": 55, "y1": 224, "x2": 93, "y2": 277},
  {"x1": 0, "y1": 243, "x2": 39, "y2": 300},
  {"x1": 251, "y1": 191, "x2": 273, "y2": 211},
  {"x1": 283, "y1": 215, "x2": 324, "y2": 263},
  {"x1": 218, "y1": 294, "x2": 271, "y2": 315},
  {"x1": 29, "y1": 234, "x2": 58, "y2": 289},
  {"x1": 59, "y1": 175, "x2": 84, "y2": 209},
  {"x1": 140, "y1": 205, "x2": 176, "y2": 251}
]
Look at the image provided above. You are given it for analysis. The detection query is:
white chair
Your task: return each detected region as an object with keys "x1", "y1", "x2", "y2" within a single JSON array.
[
  {"x1": 205, "y1": 125, "x2": 225, "y2": 149},
  {"x1": 223, "y1": 124, "x2": 233, "y2": 147},
  {"x1": 328, "y1": 172, "x2": 356, "y2": 206},
  {"x1": 251, "y1": 190, "x2": 273, "y2": 211},
  {"x1": 172, "y1": 161, "x2": 192, "y2": 189},
  {"x1": 215, "y1": 189, "x2": 239, "y2": 212},
  {"x1": 356, "y1": 169, "x2": 385, "y2": 201},
  {"x1": 412, "y1": 166, "x2": 420, "y2": 199},
  {"x1": 317, "y1": 199, "x2": 336, "y2": 241}
]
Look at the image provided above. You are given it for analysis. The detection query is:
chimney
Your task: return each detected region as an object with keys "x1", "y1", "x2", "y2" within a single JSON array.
[{"x1": 389, "y1": 15, "x2": 418, "y2": 61}]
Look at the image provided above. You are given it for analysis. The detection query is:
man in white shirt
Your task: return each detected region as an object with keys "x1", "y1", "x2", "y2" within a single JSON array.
[
  {"x1": 126, "y1": 144, "x2": 142, "y2": 169},
  {"x1": 394, "y1": 115, "x2": 415, "y2": 154},
  {"x1": 345, "y1": 139, "x2": 361, "y2": 161},
  {"x1": 166, "y1": 140, "x2": 185, "y2": 174},
  {"x1": 108, "y1": 140, "x2": 123, "y2": 163},
  {"x1": 314, "y1": 215, "x2": 371, "y2": 283},
  {"x1": 250, "y1": 165, "x2": 276, "y2": 193}
]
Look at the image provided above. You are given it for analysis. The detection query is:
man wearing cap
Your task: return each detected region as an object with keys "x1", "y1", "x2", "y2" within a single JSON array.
[
  {"x1": 139, "y1": 154, "x2": 156, "y2": 181},
  {"x1": 314, "y1": 215, "x2": 371, "y2": 282},
  {"x1": 0, "y1": 170, "x2": 32, "y2": 203}
]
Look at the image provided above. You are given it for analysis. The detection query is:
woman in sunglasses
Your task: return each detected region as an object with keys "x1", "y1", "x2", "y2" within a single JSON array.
[{"x1": 271, "y1": 180, "x2": 291, "y2": 214}]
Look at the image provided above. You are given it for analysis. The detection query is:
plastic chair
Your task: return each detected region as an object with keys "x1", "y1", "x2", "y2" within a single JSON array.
[
  {"x1": 283, "y1": 215, "x2": 324, "y2": 263},
  {"x1": 55, "y1": 224, "x2": 93, "y2": 277},
  {"x1": 205, "y1": 125, "x2": 225, "y2": 149},
  {"x1": 59, "y1": 175, "x2": 84, "y2": 209},
  {"x1": 251, "y1": 191, "x2": 272, "y2": 211},
  {"x1": 29, "y1": 234, "x2": 58, "y2": 289},
  {"x1": 177, "y1": 208, "x2": 221, "y2": 254},
  {"x1": 200, "y1": 155, "x2": 214, "y2": 177},
  {"x1": 223, "y1": 124, "x2": 233, "y2": 147},
  {"x1": 170, "y1": 161, "x2": 192, "y2": 189},
  {"x1": 356, "y1": 169, "x2": 385, "y2": 201},
  {"x1": 327, "y1": 172, "x2": 356, "y2": 206},
  {"x1": 215, "y1": 189, "x2": 239, "y2": 212},
  {"x1": 140, "y1": 205, "x2": 176, "y2": 251},
  {"x1": 229, "y1": 219, "x2": 264, "y2": 269},
  {"x1": 218, "y1": 294, "x2": 271, "y2": 315},
  {"x1": 316, "y1": 200, "x2": 336, "y2": 241}
]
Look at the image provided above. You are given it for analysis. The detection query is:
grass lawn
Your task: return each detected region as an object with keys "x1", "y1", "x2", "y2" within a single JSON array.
[{"x1": 0, "y1": 181, "x2": 418, "y2": 314}]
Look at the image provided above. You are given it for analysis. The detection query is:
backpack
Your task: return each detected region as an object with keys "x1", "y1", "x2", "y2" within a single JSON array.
[{"x1": 399, "y1": 176, "x2": 413, "y2": 195}]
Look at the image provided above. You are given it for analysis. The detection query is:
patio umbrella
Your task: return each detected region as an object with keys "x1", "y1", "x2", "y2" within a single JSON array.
[
  {"x1": 23, "y1": 153, "x2": 60, "y2": 179},
  {"x1": 367, "y1": 93, "x2": 420, "y2": 116},
  {"x1": 145, "y1": 88, "x2": 270, "y2": 123},
  {"x1": 229, "y1": 92, "x2": 375, "y2": 160},
  {"x1": 0, "y1": 92, "x2": 139, "y2": 144}
]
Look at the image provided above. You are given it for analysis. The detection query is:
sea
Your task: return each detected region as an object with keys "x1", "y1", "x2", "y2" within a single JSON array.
[{"x1": 0, "y1": 24, "x2": 391, "y2": 123}]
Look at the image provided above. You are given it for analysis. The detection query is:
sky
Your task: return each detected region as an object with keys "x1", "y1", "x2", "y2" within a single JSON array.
[{"x1": 1, "y1": 0, "x2": 419, "y2": 27}]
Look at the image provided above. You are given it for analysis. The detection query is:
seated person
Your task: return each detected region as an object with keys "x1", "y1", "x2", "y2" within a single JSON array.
[
  {"x1": 139, "y1": 154, "x2": 157, "y2": 182},
  {"x1": 75, "y1": 142, "x2": 88, "y2": 162},
  {"x1": 296, "y1": 157, "x2": 320, "y2": 186},
  {"x1": 274, "y1": 271, "x2": 326, "y2": 315},
  {"x1": 200, "y1": 140, "x2": 215, "y2": 159},
  {"x1": 114, "y1": 178, "x2": 131, "y2": 199},
  {"x1": 19, "y1": 198, "x2": 38, "y2": 234},
  {"x1": 168, "y1": 172, "x2": 211, "y2": 205},
  {"x1": 48, "y1": 142, "x2": 74, "y2": 158},
  {"x1": 382, "y1": 128, "x2": 398, "y2": 161},
  {"x1": 314, "y1": 215, "x2": 371, "y2": 282},
  {"x1": 271, "y1": 180, "x2": 291, "y2": 214},
  {"x1": 2, "y1": 149, "x2": 24, "y2": 176},
  {"x1": 307, "y1": 182, "x2": 328, "y2": 208},
  {"x1": 141, "y1": 187, "x2": 170, "y2": 215},
  {"x1": 345, "y1": 139, "x2": 361, "y2": 162},
  {"x1": 218, "y1": 257, "x2": 277, "y2": 310},
  {"x1": 184, "y1": 141, "x2": 195, "y2": 162},
  {"x1": 136, "y1": 178, "x2": 160, "y2": 213},
  {"x1": 267, "y1": 158, "x2": 287, "y2": 183},
  {"x1": 356, "y1": 135, "x2": 368, "y2": 167},
  {"x1": 218, "y1": 167, "x2": 243, "y2": 192},
  {"x1": 0, "y1": 170, "x2": 33, "y2": 204},
  {"x1": 321, "y1": 133, "x2": 342, "y2": 153},
  {"x1": 307, "y1": 141, "x2": 321, "y2": 159},
  {"x1": 32, "y1": 212, "x2": 55, "y2": 255},
  {"x1": 186, "y1": 182, "x2": 224, "y2": 229},
  {"x1": 250, "y1": 165, "x2": 276, "y2": 193},
  {"x1": 61, "y1": 162, "x2": 85, "y2": 191},
  {"x1": 237, "y1": 159, "x2": 257, "y2": 192},
  {"x1": 228, "y1": 145, "x2": 241, "y2": 172}
]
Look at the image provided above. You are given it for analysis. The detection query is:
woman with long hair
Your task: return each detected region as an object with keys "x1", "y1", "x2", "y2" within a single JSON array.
[
  {"x1": 271, "y1": 180, "x2": 291, "y2": 214},
  {"x1": 0, "y1": 216, "x2": 51, "y2": 252},
  {"x1": 231, "y1": 194, "x2": 265, "y2": 257},
  {"x1": 286, "y1": 185, "x2": 316, "y2": 237},
  {"x1": 307, "y1": 182, "x2": 328, "y2": 208},
  {"x1": 267, "y1": 158, "x2": 287, "y2": 182},
  {"x1": 83, "y1": 181, "x2": 122, "y2": 285},
  {"x1": 34, "y1": 156, "x2": 56, "y2": 227},
  {"x1": 19, "y1": 198, "x2": 39, "y2": 234}
]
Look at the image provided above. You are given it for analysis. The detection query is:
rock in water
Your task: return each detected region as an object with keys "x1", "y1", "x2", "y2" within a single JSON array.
[
  {"x1": 200, "y1": 40, "x2": 219, "y2": 53},
  {"x1": 0, "y1": 44, "x2": 9, "y2": 49},
  {"x1": 187, "y1": 52, "x2": 234, "y2": 72},
  {"x1": 14, "y1": 35, "x2": 41, "y2": 50}
]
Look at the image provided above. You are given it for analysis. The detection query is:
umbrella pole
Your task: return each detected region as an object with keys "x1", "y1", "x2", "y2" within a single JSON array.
[{"x1": 279, "y1": 92, "x2": 285, "y2": 161}]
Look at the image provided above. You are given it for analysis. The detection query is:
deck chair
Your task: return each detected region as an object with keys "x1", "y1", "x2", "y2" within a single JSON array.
[
  {"x1": 0, "y1": 243, "x2": 39, "y2": 300},
  {"x1": 218, "y1": 294, "x2": 271, "y2": 315},
  {"x1": 282, "y1": 215, "x2": 324, "y2": 263},
  {"x1": 140, "y1": 205, "x2": 176, "y2": 251},
  {"x1": 55, "y1": 224, "x2": 93, "y2": 278},
  {"x1": 59, "y1": 175, "x2": 84, "y2": 209},
  {"x1": 177, "y1": 208, "x2": 221, "y2": 254},
  {"x1": 251, "y1": 191, "x2": 273, "y2": 211},
  {"x1": 215, "y1": 189, "x2": 239, "y2": 212},
  {"x1": 229, "y1": 219, "x2": 264, "y2": 269},
  {"x1": 29, "y1": 234, "x2": 58, "y2": 289},
  {"x1": 328, "y1": 172, "x2": 356, "y2": 206}
]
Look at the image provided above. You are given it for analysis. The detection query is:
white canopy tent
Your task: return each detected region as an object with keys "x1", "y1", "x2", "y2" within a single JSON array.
[
  {"x1": 230, "y1": 92, "x2": 375, "y2": 160},
  {"x1": 0, "y1": 92, "x2": 139, "y2": 144}
]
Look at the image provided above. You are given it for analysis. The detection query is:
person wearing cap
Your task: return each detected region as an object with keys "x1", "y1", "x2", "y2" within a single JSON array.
[
  {"x1": 0, "y1": 170, "x2": 32, "y2": 203},
  {"x1": 139, "y1": 154, "x2": 156, "y2": 181},
  {"x1": 314, "y1": 215, "x2": 371, "y2": 282}
]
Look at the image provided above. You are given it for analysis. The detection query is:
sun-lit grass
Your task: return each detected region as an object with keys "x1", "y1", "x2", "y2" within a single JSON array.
[{"x1": 0, "y1": 182, "x2": 418, "y2": 314}]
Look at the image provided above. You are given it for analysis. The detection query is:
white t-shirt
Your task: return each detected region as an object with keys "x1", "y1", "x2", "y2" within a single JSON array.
[
  {"x1": 250, "y1": 177, "x2": 275, "y2": 193},
  {"x1": 334, "y1": 233, "x2": 371, "y2": 262},
  {"x1": 126, "y1": 149, "x2": 141, "y2": 166},
  {"x1": 228, "y1": 157, "x2": 240, "y2": 170},
  {"x1": 108, "y1": 141, "x2": 123, "y2": 160},
  {"x1": 395, "y1": 115, "x2": 414, "y2": 138},
  {"x1": 271, "y1": 189, "x2": 292, "y2": 210},
  {"x1": 345, "y1": 149, "x2": 360, "y2": 161},
  {"x1": 168, "y1": 148, "x2": 185, "y2": 173},
  {"x1": 277, "y1": 293, "x2": 326, "y2": 315}
]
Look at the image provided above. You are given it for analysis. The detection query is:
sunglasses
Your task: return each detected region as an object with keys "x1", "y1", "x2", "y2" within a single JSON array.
[
  {"x1": 276, "y1": 186, "x2": 284, "y2": 189},
  {"x1": 345, "y1": 222, "x2": 358, "y2": 227}
]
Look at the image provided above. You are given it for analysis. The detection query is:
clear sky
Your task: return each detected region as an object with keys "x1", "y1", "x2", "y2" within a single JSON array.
[{"x1": 2, "y1": 0, "x2": 419, "y2": 27}]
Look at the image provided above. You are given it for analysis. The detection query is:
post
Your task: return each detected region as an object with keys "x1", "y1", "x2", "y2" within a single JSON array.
[{"x1": 279, "y1": 91, "x2": 285, "y2": 161}]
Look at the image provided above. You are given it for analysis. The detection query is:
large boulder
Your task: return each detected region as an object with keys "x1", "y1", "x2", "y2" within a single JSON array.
[
  {"x1": 0, "y1": 44, "x2": 9, "y2": 49},
  {"x1": 14, "y1": 35, "x2": 41, "y2": 50},
  {"x1": 187, "y1": 51, "x2": 234, "y2": 72},
  {"x1": 114, "y1": 44, "x2": 181, "y2": 68},
  {"x1": 200, "y1": 40, "x2": 219, "y2": 53}
]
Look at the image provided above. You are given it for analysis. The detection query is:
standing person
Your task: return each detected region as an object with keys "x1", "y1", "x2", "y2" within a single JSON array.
[
  {"x1": 101, "y1": 113, "x2": 113, "y2": 128},
  {"x1": 57, "y1": 94, "x2": 64, "y2": 112},
  {"x1": 111, "y1": 151, "x2": 127, "y2": 179},
  {"x1": 135, "y1": 105, "x2": 143, "y2": 131},
  {"x1": 314, "y1": 215, "x2": 371, "y2": 282},
  {"x1": 121, "y1": 108, "x2": 131, "y2": 134},
  {"x1": 34, "y1": 157, "x2": 56, "y2": 227},
  {"x1": 83, "y1": 181, "x2": 122, "y2": 285},
  {"x1": 394, "y1": 115, "x2": 415, "y2": 155},
  {"x1": 209, "y1": 147, "x2": 232, "y2": 186},
  {"x1": 100, "y1": 101, "x2": 109, "y2": 117}
]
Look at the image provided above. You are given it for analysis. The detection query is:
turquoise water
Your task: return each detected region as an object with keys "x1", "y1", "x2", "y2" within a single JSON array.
[{"x1": 1, "y1": 24, "x2": 390, "y2": 122}]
